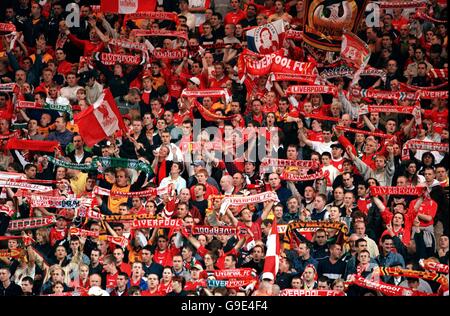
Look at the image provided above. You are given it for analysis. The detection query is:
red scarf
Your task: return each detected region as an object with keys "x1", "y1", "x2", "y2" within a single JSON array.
[{"x1": 6, "y1": 138, "x2": 60, "y2": 152}]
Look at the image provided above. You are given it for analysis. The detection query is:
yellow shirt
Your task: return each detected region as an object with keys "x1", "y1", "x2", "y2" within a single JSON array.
[
  {"x1": 107, "y1": 184, "x2": 131, "y2": 214},
  {"x1": 70, "y1": 172, "x2": 88, "y2": 196}
]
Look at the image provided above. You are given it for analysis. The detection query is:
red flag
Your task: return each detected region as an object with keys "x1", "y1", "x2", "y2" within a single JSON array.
[
  {"x1": 341, "y1": 31, "x2": 371, "y2": 85},
  {"x1": 262, "y1": 218, "x2": 280, "y2": 281},
  {"x1": 74, "y1": 89, "x2": 126, "y2": 147},
  {"x1": 100, "y1": 0, "x2": 156, "y2": 14}
]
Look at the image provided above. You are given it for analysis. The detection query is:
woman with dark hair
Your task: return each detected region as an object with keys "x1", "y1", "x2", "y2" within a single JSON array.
[{"x1": 402, "y1": 160, "x2": 425, "y2": 186}]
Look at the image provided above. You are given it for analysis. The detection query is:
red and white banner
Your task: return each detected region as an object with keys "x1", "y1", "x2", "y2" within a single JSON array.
[
  {"x1": 351, "y1": 88, "x2": 448, "y2": 100},
  {"x1": 93, "y1": 184, "x2": 171, "y2": 197},
  {"x1": 0, "y1": 130, "x2": 20, "y2": 140},
  {"x1": 377, "y1": 0, "x2": 426, "y2": 8},
  {"x1": 124, "y1": 11, "x2": 179, "y2": 25},
  {"x1": 341, "y1": 31, "x2": 371, "y2": 85},
  {"x1": 349, "y1": 275, "x2": 435, "y2": 296},
  {"x1": 427, "y1": 68, "x2": 448, "y2": 81},
  {"x1": 401, "y1": 140, "x2": 449, "y2": 160},
  {"x1": 0, "y1": 205, "x2": 15, "y2": 217},
  {"x1": 75, "y1": 89, "x2": 126, "y2": 147},
  {"x1": 280, "y1": 289, "x2": 345, "y2": 296},
  {"x1": 181, "y1": 88, "x2": 230, "y2": 102},
  {"x1": 131, "y1": 218, "x2": 183, "y2": 229},
  {"x1": 29, "y1": 195, "x2": 84, "y2": 208},
  {"x1": 7, "y1": 216, "x2": 55, "y2": 232},
  {"x1": 239, "y1": 49, "x2": 316, "y2": 78},
  {"x1": 69, "y1": 227, "x2": 99, "y2": 238},
  {"x1": 104, "y1": 235, "x2": 129, "y2": 248},
  {"x1": 219, "y1": 192, "x2": 279, "y2": 215},
  {"x1": 131, "y1": 29, "x2": 188, "y2": 41},
  {"x1": 0, "y1": 23, "x2": 16, "y2": 32},
  {"x1": 151, "y1": 49, "x2": 187, "y2": 60},
  {"x1": 280, "y1": 170, "x2": 327, "y2": 182},
  {"x1": 100, "y1": 0, "x2": 156, "y2": 14},
  {"x1": 335, "y1": 125, "x2": 394, "y2": 139},
  {"x1": 285, "y1": 85, "x2": 337, "y2": 96},
  {"x1": 0, "y1": 180, "x2": 53, "y2": 192},
  {"x1": 262, "y1": 218, "x2": 280, "y2": 282},
  {"x1": 260, "y1": 158, "x2": 318, "y2": 168},
  {"x1": 419, "y1": 259, "x2": 449, "y2": 274},
  {"x1": 285, "y1": 29, "x2": 303, "y2": 41},
  {"x1": 207, "y1": 268, "x2": 255, "y2": 280},
  {"x1": 0, "y1": 83, "x2": 17, "y2": 92},
  {"x1": 108, "y1": 39, "x2": 148, "y2": 52},
  {"x1": 190, "y1": 225, "x2": 246, "y2": 236},
  {"x1": 94, "y1": 52, "x2": 143, "y2": 65},
  {"x1": 370, "y1": 186, "x2": 426, "y2": 196}
]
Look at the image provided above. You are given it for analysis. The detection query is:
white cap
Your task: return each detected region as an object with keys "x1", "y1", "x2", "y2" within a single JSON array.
[
  {"x1": 261, "y1": 272, "x2": 274, "y2": 281},
  {"x1": 189, "y1": 77, "x2": 201, "y2": 86}
]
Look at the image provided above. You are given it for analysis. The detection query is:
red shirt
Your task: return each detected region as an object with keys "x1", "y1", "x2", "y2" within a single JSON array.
[
  {"x1": 154, "y1": 249, "x2": 173, "y2": 267},
  {"x1": 57, "y1": 60, "x2": 73, "y2": 76},
  {"x1": 409, "y1": 197, "x2": 437, "y2": 228},
  {"x1": 224, "y1": 10, "x2": 247, "y2": 25},
  {"x1": 330, "y1": 158, "x2": 344, "y2": 173},
  {"x1": 106, "y1": 272, "x2": 118, "y2": 290},
  {"x1": 423, "y1": 108, "x2": 448, "y2": 134},
  {"x1": 189, "y1": 183, "x2": 219, "y2": 200},
  {"x1": 118, "y1": 262, "x2": 131, "y2": 276},
  {"x1": 238, "y1": 218, "x2": 263, "y2": 242},
  {"x1": 68, "y1": 34, "x2": 104, "y2": 56},
  {"x1": 208, "y1": 75, "x2": 229, "y2": 89}
]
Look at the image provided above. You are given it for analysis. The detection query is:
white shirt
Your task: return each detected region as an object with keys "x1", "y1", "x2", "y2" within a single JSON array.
[
  {"x1": 159, "y1": 175, "x2": 187, "y2": 195},
  {"x1": 311, "y1": 141, "x2": 337, "y2": 155}
]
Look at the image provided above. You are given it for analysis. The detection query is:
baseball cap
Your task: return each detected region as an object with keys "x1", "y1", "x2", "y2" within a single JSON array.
[
  {"x1": 189, "y1": 77, "x2": 201, "y2": 86},
  {"x1": 261, "y1": 272, "x2": 274, "y2": 281},
  {"x1": 122, "y1": 114, "x2": 132, "y2": 121},
  {"x1": 191, "y1": 264, "x2": 204, "y2": 271},
  {"x1": 330, "y1": 143, "x2": 344, "y2": 150},
  {"x1": 192, "y1": 160, "x2": 206, "y2": 167}
]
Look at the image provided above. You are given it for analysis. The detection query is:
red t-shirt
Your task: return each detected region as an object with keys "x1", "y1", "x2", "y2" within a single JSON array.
[
  {"x1": 106, "y1": 272, "x2": 118, "y2": 290},
  {"x1": 154, "y1": 249, "x2": 173, "y2": 267},
  {"x1": 409, "y1": 197, "x2": 437, "y2": 228},
  {"x1": 118, "y1": 262, "x2": 131, "y2": 276},
  {"x1": 224, "y1": 10, "x2": 247, "y2": 25}
]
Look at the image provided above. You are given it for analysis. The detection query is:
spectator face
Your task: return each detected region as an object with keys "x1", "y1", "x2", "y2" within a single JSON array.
[
  {"x1": 0, "y1": 269, "x2": 10, "y2": 283},
  {"x1": 424, "y1": 169, "x2": 435, "y2": 183},
  {"x1": 382, "y1": 239, "x2": 394, "y2": 253},
  {"x1": 291, "y1": 278, "x2": 301, "y2": 289},
  {"x1": 287, "y1": 198, "x2": 299, "y2": 213},
  {"x1": 313, "y1": 196, "x2": 325, "y2": 210},
  {"x1": 330, "y1": 244, "x2": 342, "y2": 259},
  {"x1": 268, "y1": 174, "x2": 280, "y2": 189},
  {"x1": 318, "y1": 281, "x2": 329, "y2": 290},
  {"x1": 51, "y1": 268, "x2": 64, "y2": 282},
  {"x1": 328, "y1": 207, "x2": 340, "y2": 221},
  {"x1": 147, "y1": 274, "x2": 159, "y2": 288},
  {"x1": 414, "y1": 49, "x2": 424, "y2": 61},
  {"x1": 21, "y1": 280, "x2": 33, "y2": 293},
  {"x1": 439, "y1": 236, "x2": 449, "y2": 250},
  {"x1": 157, "y1": 238, "x2": 168, "y2": 251},
  {"x1": 303, "y1": 267, "x2": 315, "y2": 282},
  {"x1": 113, "y1": 249, "x2": 124, "y2": 264},
  {"x1": 358, "y1": 252, "x2": 370, "y2": 264},
  {"x1": 132, "y1": 263, "x2": 143, "y2": 277},
  {"x1": 354, "y1": 222, "x2": 366, "y2": 236},
  {"x1": 89, "y1": 274, "x2": 102, "y2": 287},
  {"x1": 90, "y1": 250, "x2": 100, "y2": 264},
  {"x1": 172, "y1": 256, "x2": 183, "y2": 270}
]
